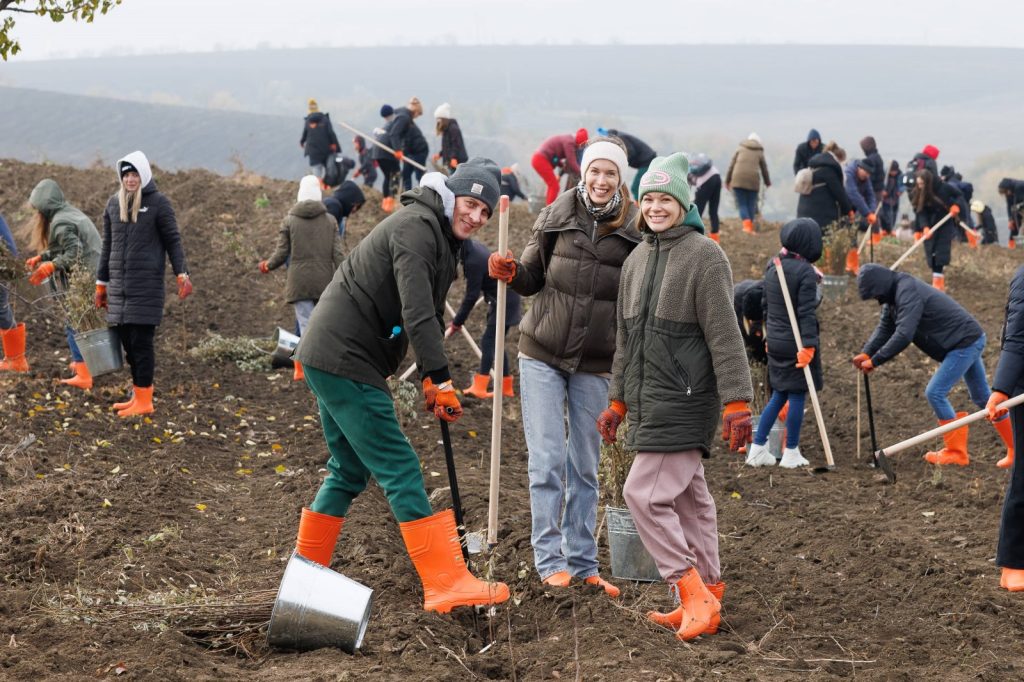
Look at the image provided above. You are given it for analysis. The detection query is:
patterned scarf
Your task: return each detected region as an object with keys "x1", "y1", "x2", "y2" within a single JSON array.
[{"x1": 576, "y1": 180, "x2": 622, "y2": 222}]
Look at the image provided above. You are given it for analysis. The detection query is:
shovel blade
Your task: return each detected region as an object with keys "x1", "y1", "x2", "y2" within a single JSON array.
[{"x1": 873, "y1": 450, "x2": 896, "y2": 484}]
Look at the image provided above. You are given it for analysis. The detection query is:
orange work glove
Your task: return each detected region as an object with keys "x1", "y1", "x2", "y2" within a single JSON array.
[
  {"x1": 329, "y1": 143, "x2": 338, "y2": 152},
  {"x1": 852, "y1": 352, "x2": 870, "y2": 369},
  {"x1": 28, "y1": 261, "x2": 55, "y2": 286},
  {"x1": 177, "y1": 273, "x2": 193, "y2": 300},
  {"x1": 95, "y1": 283, "x2": 108, "y2": 309},
  {"x1": 258, "y1": 260, "x2": 270, "y2": 274},
  {"x1": 795, "y1": 346, "x2": 815, "y2": 369},
  {"x1": 987, "y1": 390, "x2": 1010, "y2": 421},
  {"x1": 858, "y1": 357, "x2": 875, "y2": 374},
  {"x1": 721, "y1": 401, "x2": 752, "y2": 452},
  {"x1": 422, "y1": 377, "x2": 440, "y2": 412},
  {"x1": 450, "y1": 158, "x2": 459, "y2": 169},
  {"x1": 25, "y1": 255, "x2": 42, "y2": 269},
  {"x1": 867, "y1": 212, "x2": 877, "y2": 225},
  {"x1": 433, "y1": 382, "x2": 462, "y2": 422},
  {"x1": 487, "y1": 250, "x2": 517, "y2": 283},
  {"x1": 949, "y1": 203, "x2": 960, "y2": 216},
  {"x1": 914, "y1": 231, "x2": 923, "y2": 242},
  {"x1": 597, "y1": 400, "x2": 627, "y2": 444},
  {"x1": 394, "y1": 150, "x2": 405, "y2": 162},
  {"x1": 432, "y1": 153, "x2": 441, "y2": 161}
]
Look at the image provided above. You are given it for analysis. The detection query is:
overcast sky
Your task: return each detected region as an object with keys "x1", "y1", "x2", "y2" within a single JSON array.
[{"x1": 5, "y1": 0, "x2": 1022, "y2": 60}]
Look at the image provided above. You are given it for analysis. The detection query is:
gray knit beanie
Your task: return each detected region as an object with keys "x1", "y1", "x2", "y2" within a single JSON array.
[{"x1": 445, "y1": 157, "x2": 501, "y2": 213}]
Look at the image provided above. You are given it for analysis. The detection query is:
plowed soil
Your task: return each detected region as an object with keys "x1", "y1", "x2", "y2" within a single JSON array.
[{"x1": 1, "y1": 159, "x2": 1023, "y2": 681}]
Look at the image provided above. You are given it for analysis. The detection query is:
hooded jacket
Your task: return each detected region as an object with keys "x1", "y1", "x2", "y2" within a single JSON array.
[
  {"x1": 389, "y1": 107, "x2": 429, "y2": 157},
  {"x1": 28, "y1": 179, "x2": 102, "y2": 276},
  {"x1": 323, "y1": 181, "x2": 366, "y2": 228},
  {"x1": 734, "y1": 279, "x2": 766, "y2": 365},
  {"x1": 536, "y1": 134, "x2": 581, "y2": 175},
  {"x1": 725, "y1": 139, "x2": 770, "y2": 191},
  {"x1": 300, "y1": 111, "x2": 340, "y2": 166},
  {"x1": 857, "y1": 264, "x2": 983, "y2": 366},
  {"x1": 510, "y1": 188, "x2": 640, "y2": 374},
  {"x1": 97, "y1": 152, "x2": 189, "y2": 326},
  {"x1": 293, "y1": 184, "x2": 461, "y2": 392},
  {"x1": 265, "y1": 200, "x2": 344, "y2": 303},
  {"x1": 844, "y1": 160, "x2": 877, "y2": 217},
  {"x1": 439, "y1": 119, "x2": 469, "y2": 167},
  {"x1": 797, "y1": 152, "x2": 853, "y2": 230},
  {"x1": 607, "y1": 130, "x2": 657, "y2": 168},
  {"x1": 609, "y1": 205, "x2": 752, "y2": 456},
  {"x1": 762, "y1": 219, "x2": 823, "y2": 393},
  {"x1": 793, "y1": 129, "x2": 821, "y2": 175},
  {"x1": 859, "y1": 136, "x2": 885, "y2": 194}
]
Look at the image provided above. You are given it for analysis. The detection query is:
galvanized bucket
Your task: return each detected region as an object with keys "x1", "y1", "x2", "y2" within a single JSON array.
[
  {"x1": 752, "y1": 414, "x2": 786, "y2": 460},
  {"x1": 267, "y1": 552, "x2": 373, "y2": 654},
  {"x1": 527, "y1": 195, "x2": 545, "y2": 214},
  {"x1": 74, "y1": 327, "x2": 123, "y2": 377},
  {"x1": 271, "y1": 327, "x2": 299, "y2": 367},
  {"x1": 821, "y1": 274, "x2": 849, "y2": 302},
  {"x1": 604, "y1": 506, "x2": 661, "y2": 582}
]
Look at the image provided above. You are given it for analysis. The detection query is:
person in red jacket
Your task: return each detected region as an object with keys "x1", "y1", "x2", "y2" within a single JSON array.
[{"x1": 533, "y1": 129, "x2": 588, "y2": 205}]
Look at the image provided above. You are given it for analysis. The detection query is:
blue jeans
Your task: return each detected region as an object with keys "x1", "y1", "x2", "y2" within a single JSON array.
[
  {"x1": 520, "y1": 356, "x2": 608, "y2": 580},
  {"x1": 925, "y1": 334, "x2": 989, "y2": 421},
  {"x1": 65, "y1": 326, "x2": 83, "y2": 362},
  {"x1": 754, "y1": 390, "x2": 807, "y2": 449},
  {"x1": 734, "y1": 188, "x2": 759, "y2": 221}
]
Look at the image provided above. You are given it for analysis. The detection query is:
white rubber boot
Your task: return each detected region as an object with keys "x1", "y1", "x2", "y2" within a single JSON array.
[
  {"x1": 779, "y1": 446, "x2": 810, "y2": 468},
  {"x1": 744, "y1": 442, "x2": 776, "y2": 467}
]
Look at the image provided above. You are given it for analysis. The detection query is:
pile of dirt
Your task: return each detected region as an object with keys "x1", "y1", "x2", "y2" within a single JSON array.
[{"x1": 2, "y1": 159, "x2": 1023, "y2": 680}]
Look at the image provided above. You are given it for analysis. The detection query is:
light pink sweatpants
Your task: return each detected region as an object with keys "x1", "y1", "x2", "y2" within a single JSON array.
[{"x1": 623, "y1": 450, "x2": 720, "y2": 584}]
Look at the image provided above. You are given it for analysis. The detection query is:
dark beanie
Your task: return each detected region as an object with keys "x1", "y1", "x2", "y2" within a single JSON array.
[
  {"x1": 119, "y1": 161, "x2": 138, "y2": 178},
  {"x1": 445, "y1": 157, "x2": 501, "y2": 213},
  {"x1": 742, "y1": 285, "x2": 763, "y2": 321},
  {"x1": 1000, "y1": 178, "x2": 1015, "y2": 192},
  {"x1": 380, "y1": 104, "x2": 394, "y2": 117}
]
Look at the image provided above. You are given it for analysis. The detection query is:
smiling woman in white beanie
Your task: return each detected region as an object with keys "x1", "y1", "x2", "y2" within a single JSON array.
[
  {"x1": 486, "y1": 136, "x2": 639, "y2": 596},
  {"x1": 433, "y1": 102, "x2": 468, "y2": 173}
]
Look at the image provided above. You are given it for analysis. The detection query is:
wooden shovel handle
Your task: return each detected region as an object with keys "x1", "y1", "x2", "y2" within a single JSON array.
[{"x1": 878, "y1": 393, "x2": 1024, "y2": 457}]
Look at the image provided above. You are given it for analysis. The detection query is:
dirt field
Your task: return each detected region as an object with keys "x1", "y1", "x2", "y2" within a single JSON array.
[{"x1": 1, "y1": 159, "x2": 1023, "y2": 681}]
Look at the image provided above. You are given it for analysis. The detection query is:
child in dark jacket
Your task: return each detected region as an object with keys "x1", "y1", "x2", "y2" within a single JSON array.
[{"x1": 745, "y1": 219, "x2": 823, "y2": 469}]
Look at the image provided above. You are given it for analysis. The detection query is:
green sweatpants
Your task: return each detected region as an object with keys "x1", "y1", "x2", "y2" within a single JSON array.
[{"x1": 305, "y1": 366, "x2": 433, "y2": 523}]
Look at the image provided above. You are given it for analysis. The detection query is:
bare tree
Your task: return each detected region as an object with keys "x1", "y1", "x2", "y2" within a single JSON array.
[{"x1": 0, "y1": 0, "x2": 122, "y2": 60}]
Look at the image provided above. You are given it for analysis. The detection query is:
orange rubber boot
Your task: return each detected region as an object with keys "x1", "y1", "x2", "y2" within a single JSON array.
[
  {"x1": 993, "y1": 416, "x2": 1015, "y2": 469},
  {"x1": 501, "y1": 375, "x2": 515, "y2": 398},
  {"x1": 0, "y1": 323, "x2": 29, "y2": 372},
  {"x1": 293, "y1": 359, "x2": 304, "y2": 382},
  {"x1": 112, "y1": 387, "x2": 135, "y2": 410},
  {"x1": 583, "y1": 574, "x2": 620, "y2": 597},
  {"x1": 709, "y1": 232, "x2": 720, "y2": 243},
  {"x1": 924, "y1": 412, "x2": 969, "y2": 466},
  {"x1": 61, "y1": 361, "x2": 93, "y2": 390},
  {"x1": 871, "y1": 230, "x2": 883, "y2": 245},
  {"x1": 295, "y1": 507, "x2": 344, "y2": 566},
  {"x1": 399, "y1": 509, "x2": 510, "y2": 613},
  {"x1": 674, "y1": 568, "x2": 721, "y2": 641},
  {"x1": 462, "y1": 373, "x2": 492, "y2": 399},
  {"x1": 647, "y1": 581, "x2": 725, "y2": 634},
  {"x1": 742, "y1": 219, "x2": 755, "y2": 234},
  {"x1": 117, "y1": 385, "x2": 154, "y2": 417},
  {"x1": 932, "y1": 273, "x2": 945, "y2": 291},
  {"x1": 845, "y1": 248, "x2": 860, "y2": 275},
  {"x1": 381, "y1": 196, "x2": 396, "y2": 213},
  {"x1": 542, "y1": 570, "x2": 571, "y2": 587},
  {"x1": 1001, "y1": 568, "x2": 1024, "y2": 591}
]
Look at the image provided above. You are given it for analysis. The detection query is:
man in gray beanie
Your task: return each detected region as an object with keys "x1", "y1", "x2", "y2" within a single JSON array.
[{"x1": 286, "y1": 156, "x2": 510, "y2": 614}]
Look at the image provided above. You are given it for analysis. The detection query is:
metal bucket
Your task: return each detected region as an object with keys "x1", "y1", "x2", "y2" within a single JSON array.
[
  {"x1": 267, "y1": 552, "x2": 373, "y2": 654},
  {"x1": 752, "y1": 414, "x2": 785, "y2": 459},
  {"x1": 605, "y1": 506, "x2": 661, "y2": 582},
  {"x1": 271, "y1": 327, "x2": 299, "y2": 367},
  {"x1": 821, "y1": 274, "x2": 849, "y2": 302},
  {"x1": 73, "y1": 327, "x2": 123, "y2": 377},
  {"x1": 527, "y1": 195, "x2": 545, "y2": 214}
]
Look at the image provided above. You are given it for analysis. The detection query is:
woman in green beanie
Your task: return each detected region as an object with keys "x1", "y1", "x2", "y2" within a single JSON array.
[{"x1": 596, "y1": 152, "x2": 753, "y2": 642}]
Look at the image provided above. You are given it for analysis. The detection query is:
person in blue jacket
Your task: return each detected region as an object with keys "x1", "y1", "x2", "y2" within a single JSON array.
[
  {"x1": 0, "y1": 212, "x2": 26, "y2": 372},
  {"x1": 843, "y1": 159, "x2": 878, "y2": 273}
]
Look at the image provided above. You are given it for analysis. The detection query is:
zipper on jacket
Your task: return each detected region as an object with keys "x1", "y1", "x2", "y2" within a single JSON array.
[
  {"x1": 636, "y1": 236, "x2": 661, "y2": 424},
  {"x1": 670, "y1": 355, "x2": 693, "y2": 396}
]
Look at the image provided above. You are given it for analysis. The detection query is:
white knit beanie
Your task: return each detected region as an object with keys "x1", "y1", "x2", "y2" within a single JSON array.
[
  {"x1": 297, "y1": 175, "x2": 322, "y2": 202},
  {"x1": 748, "y1": 132, "x2": 762, "y2": 144},
  {"x1": 579, "y1": 139, "x2": 628, "y2": 183},
  {"x1": 434, "y1": 102, "x2": 452, "y2": 120}
]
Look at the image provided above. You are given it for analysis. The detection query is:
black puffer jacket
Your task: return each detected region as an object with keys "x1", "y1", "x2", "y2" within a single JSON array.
[
  {"x1": 439, "y1": 120, "x2": 469, "y2": 168},
  {"x1": 993, "y1": 265, "x2": 1024, "y2": 395},
  {"x1": 762, "y1": 219, "x2": 823, "y2": 392},
  {"x1": 607, "y1": 129, "x2": 656, "y2": 168},
  {"x1": 389, "y1": 107, "x2": 429, "y2": 156},
  {"x1": 734, "y1": 279, "x2": 766, "y2": 365},
  {"x1": 300, "y1": 112, "x2": 339, "y2": 166},
  {"x1": 912, "y1": 182, "x2": 960, "y2": 270},
  {"x1": 98, "y1": 179, "x2": 189, "y2": 326},
  {"x1": 857, "y1": 263, "x2": 983, "y2": 366},
  {"x1": 797, "y1": 152, "x2": 852, "y2": 231}
]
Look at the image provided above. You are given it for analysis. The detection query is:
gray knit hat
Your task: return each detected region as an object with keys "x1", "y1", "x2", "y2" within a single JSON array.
[{"x1": 445, "y1": 157, "x2": 501, "y2": 213}]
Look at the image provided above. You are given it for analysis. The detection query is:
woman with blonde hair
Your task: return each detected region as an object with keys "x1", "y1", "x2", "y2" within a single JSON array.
[{"x1": 95, "y1": 151, "x2": 192, "y2": 416}]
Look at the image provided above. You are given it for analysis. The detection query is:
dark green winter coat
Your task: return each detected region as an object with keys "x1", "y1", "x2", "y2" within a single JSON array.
[
  {"x1": 293, "y1": 186, "x2": 460, "y2": 393},
  {"x1": 264, "y1": 200, "x2": 343, "y2": 303},
  {"x1": 29, "y1": 179, "x2": 102, "y2": 275},
  {"x1": 609, "y1": 205, "x2": 753, "y2": 456}
]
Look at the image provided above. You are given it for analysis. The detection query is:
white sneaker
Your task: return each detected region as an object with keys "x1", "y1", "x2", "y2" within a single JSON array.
[
  {"x1": 745, "y1": 443, "x2": 776, "y2": 467},
  {"x1": 779, "y1": 447, "x2": 810, "y2": 468}
]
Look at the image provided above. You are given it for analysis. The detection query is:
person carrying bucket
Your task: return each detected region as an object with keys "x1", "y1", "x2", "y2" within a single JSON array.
[
  {"x1": 450, "y1": 238, "x2": 522, "y2": 400},
  {"x1": 289, "y1": 158, "x2": 509, "y2": 614},
  {"x1": 596, "y1": 153, "x2": 753, "y2": 641},
  {"x1": 746, "y1": 218, "x2": 824, "y2": 469},
  {"x1": 19, "y1": 179, "x2": 102, "y2": 387},
  {"x1": 852, "y1": 263, "x2": 1013, "y2": 468},
  {"x1": 96, "y1": 151, "x2": 192, "y2": 416},
  {"x1": 258, "y1": 175, "x2": 344, "y2": 382}
]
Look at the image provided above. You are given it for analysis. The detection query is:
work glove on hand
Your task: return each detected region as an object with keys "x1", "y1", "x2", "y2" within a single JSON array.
[
  {"x1": 597, "y1": 400, "x2": 627, "y2": 444},
  {"x1": 450, "y1": 158, "x2": 459, "y2": 169},
  {"x1": 795, "y1": 346, "x2": 815, "y2": 369},
  {"x1": 858, "y1": 357, "x2": 875, "y2": 374},
  {"x1": 445, "y1": 323, "x2": 460, "y2": 338},
  {"x1": 487, "y1": 250, "x2": 517, "y2": 283},
  {"x1": 432, "y1": 153, "x2": 441, "y2": 161},
  {"x1": 721, "y1": 401, "x2": 752, "y2": 452},
  {"x1": 867, "y1": 213, "x2": 877, "y2": 225},
  {"x1": 949, "y1": 204, "x2": 960, "y2": 216},
  {"x1": 394, "y1": 150, "x2": 405, "y2": 162},
  {"x1": 25, "y1": 255, "x2": 42, "y2": 270},
  {"x1": 28, "y1": 261, "x2": 55, "y2": 286},
  {"x1": 258, "y1": 261, "x2": 270, "y2": 274},
  {"x1": 852, "y1": 353, "x2": 870, "y2": 369},
  {"x1": 177, "y1": 273, "x2": 193, "y2": 300},
  {"x1": 987, "y1": 390, "x2": 1010, "y2": 421},
  {"x1": 95, "y1": 284, "x2": 108, "y2": 309},
  {"x1": 433, "y1": 382, "x2": 463, "y2": 422},
  {"x1": 422, "y1": 377, "x2": 440, "y2": 412}
]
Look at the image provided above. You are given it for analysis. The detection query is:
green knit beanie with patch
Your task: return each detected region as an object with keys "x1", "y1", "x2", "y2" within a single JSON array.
[{"x1": 637, "y1": 153, "x2": 692, "y2": 209}]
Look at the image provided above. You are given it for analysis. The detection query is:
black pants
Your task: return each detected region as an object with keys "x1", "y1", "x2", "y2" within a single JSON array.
[
  {"x1": 377, "y1": 157, "x2": 400, "y2": 198},
  {"x1": 116, "y1": 323, "x2": 156, "y2": 387},
  {"x1": 401, "y1": 152, "x2": 428, "y2": 193},
  {"x1": 479, "y1": 322, "x2": 513, "y2": 376},
  {"x1": 998, "y1": 404, "x2": 1024, "y2": 568},
  {"x1": 694, "y1": 175, "x2": 721, "y2": 233}
]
